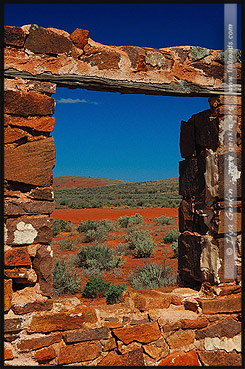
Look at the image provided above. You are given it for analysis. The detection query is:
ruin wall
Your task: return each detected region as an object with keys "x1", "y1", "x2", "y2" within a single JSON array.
[{"x1": 3, "y1": 25, "x2": 242, "y2": 366}]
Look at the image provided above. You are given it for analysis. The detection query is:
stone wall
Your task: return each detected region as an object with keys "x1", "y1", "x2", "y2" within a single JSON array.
[
  {"x1": 4, "y1": 24, "x2": 242, "y2": 366},
  {"x1": 4, "y1": 286, "x2": 242, "y2": 366},
  {"x1": 178, "y1": 96, "x2": 242, "y2": 288}
]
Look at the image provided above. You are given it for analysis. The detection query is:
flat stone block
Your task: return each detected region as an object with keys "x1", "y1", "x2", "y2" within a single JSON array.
[
  {"x1": 4, "y1": 279, "x2": 13, "y2": 312},
  {"x1": 17, "y1": 332, "x2": 62, "y2": 351},
  {"x1": 5, "y1": 115, "x2": 55, "y2": 133},
  {"x1": 4, "y1": 318, "x2": 22, "y2": 333},
  {"x1": 4, "y1": 137, "x2": 55, "y2": 187},
  {"x1": 197, "y1": 293, "x2": 241, "y2": 314},
  {"x1": 4, "y1": 199, "x2": 54, "y2": 216},
  {"x1": 4, "y1": 26, "x2": 25, "y2": 47},
  {"x1": 5, "y1": 217, "x2": 53, "y2": 245},
  {"x1": 4, "y1": 90, "x2": 55, "y2": 117},
  {"x1": 58, "y1": 341, "x2": 102, "y2": 365},
  {"x1": 63, "y1": 327, "x2": 110, "y2": 344},
  {"x1": 25, "y1": 24, "x2": 73, "y2": 54},
  {"x1": 4, "y1": 247, "x2": 31, "y2": 267},
  {"x1": 112, "y1": 321, "x2": 161, "y2": 345}
]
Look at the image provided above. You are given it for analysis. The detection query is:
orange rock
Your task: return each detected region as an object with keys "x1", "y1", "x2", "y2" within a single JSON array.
[
  {"x1": 17, "y1": 333, "x2": 62, "y2": 351},
  {"x1": 4, "y1": 345, "x2": 14, "y2": 360},
  {"x1": 35, "y1": 346, "x2": 57, "y2": 362},
  {"x1": 4, "y1": 26, "x2": 25, "y2": 47},
  {"x1": 165, "y1": 329, "x2": 195, "y2": 349},
  {"x1": 197, "y1": 350, "x2": 241, "y2": 366},
  {"x1": 5, "y1": 115, "x2": 55, "y2": 133},
  {"x1": 112, "y1": 321, "x2": 161, "y2": 345},
  {"x1": 121, "y1": 289, "x2": 172, "y2": 310},
  {"x1": 4, "y1": 248, "x2": 31, "y2": 267},
  {"x1": 4, "y1": 126, "x2": 27, "y2": 143},
  {"x1": 98, "y1": 348, "x2": 144, "y2": 366},
  {"x1": 70, "y1": 28, "x2": 89, "y2": 49},
  {"x1": 29, "y1": 307, "x2": 97, "y2": 333},
  {"x1": 197, "y1": 293, "x2": 241, "y2": 314},
  {"x1": 4, "y1": 137, "x2": 55, "y2": 187},
  {"x1": 158, "y1": 350, "x2": 200, "y2": 366},
  {"x1": 4, "y1": 90, "x2": 55, "y2": 117},
  {"x1": 180, "y1": 317, "x2": 208, "y2": 329},
  {"x1": 25, "y1": 25, "x2": 73, "y2": 54},
  {"x1": 4, "y1": 279, "x2": 13, "y2": 312},
  {"x1": 58, "y1": 341, "x2": 101, "y2": 365}
]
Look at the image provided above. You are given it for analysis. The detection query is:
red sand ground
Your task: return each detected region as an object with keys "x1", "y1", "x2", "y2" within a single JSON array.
[
  {"x1": 51, "y1": 208, "x2": 179, "y2": 305},
  {"x1": 51, "y1": 207, "x2": 178, "y2": 223}
]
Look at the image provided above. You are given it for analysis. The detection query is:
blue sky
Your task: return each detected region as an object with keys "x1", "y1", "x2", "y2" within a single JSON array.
[{"x1": 4, "y1": 3, "x2": 241, "y2": 182}]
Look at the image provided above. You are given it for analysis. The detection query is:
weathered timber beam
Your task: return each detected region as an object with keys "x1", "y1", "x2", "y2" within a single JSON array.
[{"x1": 4, "y1": 69, "x2": 241, "y2": 97}]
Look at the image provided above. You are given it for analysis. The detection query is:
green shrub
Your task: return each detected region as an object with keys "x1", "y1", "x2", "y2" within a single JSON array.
[
  {"x1": 53, "y1": 219, "x2": 73, "y2": 237},
  {"x1": 53, "y1": 258, "x2": 81, "y2": 296},
  {"x1": 155, "y1": 215, "x2": 174, "y2": 225},
  {"x1": 125, "y1": 228, "x2": 154, "y2": 258},
  {"x1": 129, "y1": 262, "x2": 176, "y2": 289},
  {"x1": 77, "y1": 243, "x2": 124, "y2": 271},
  {"x1": 82, "y1": 276, "x2": 111, "y2": 298},
  {"x1": 77, "y1": 219, "x2": 97, "y2": 233},
  {"x1": 162, "y1": 229, "x2": 180, "y2": 243},
  {"x1": 59, "y1": 238, "x2": 74, "y2": 251},
  {"x1": 170, "y1": 240, "x2": 178, "y2": 258},
  {"x1": 106, "y1": 283, "x2": 127, "y2": 305},
  {"x1": 117, "y1": 213, "x2": 144, "y2": 228}
]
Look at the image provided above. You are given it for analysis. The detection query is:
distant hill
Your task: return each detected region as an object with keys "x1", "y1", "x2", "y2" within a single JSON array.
[
  {"x1": 53, "y1": 176, "x2": 132, "y2": 189},
  {"x1": 54, "y1": 176, "x2": 181, "y2": 209}
]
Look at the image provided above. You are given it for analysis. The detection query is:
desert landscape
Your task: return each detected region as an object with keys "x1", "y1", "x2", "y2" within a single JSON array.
[{"x1": 51, "y1": 176, "x2": 180, "y2": 305}]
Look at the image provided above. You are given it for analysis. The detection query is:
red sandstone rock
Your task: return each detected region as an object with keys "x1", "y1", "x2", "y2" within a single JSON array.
[
  {"x1": 4, "y1": 78, "x2": 56, "y2": 94},
  {"x1": 178, "y1": 199, "x2": 194, "y2": 233},
  {"x1": 35, "y1": 346, "x2": 57, "y2": 362},
  {"x1": 144, "y1": 339, "x2": 169, "y2": 360},
  {"x1": 4, "y1": 344, "x2": 14, "y2": 360},
  {"x1": 28, "y1": 187, "x2": 54, "y2": 201},
  {"x1": 4, "y1": 114, "x2": 55, "y2": 132},
  {"x1": 4, "y1": 267, "x2": 37, "y2": 285},
  {"x1": 5, "y1": 217, "x2": 53, "y2": 245},
  {"x1": 4, "y1": 248, "x2": 31, "y2": 267},
  {"x1": 63, "y1": 327, "x2": 110, "y2": 344},
  {"x1": 4, "y1": 318, "x2": 22, "y2": 333},
  {"x1": 58, "y1": 341, "x2": 101, "y2": 365},
  {"x1": 29, "y1": 307, "x2": 97, "y2": 333},
  {"x1": 4, "y1": 26, "x2": 25, "y2": 47},
  {"x1": 197, "y1": 293, "x2": 241, "y2": 314},
  {"x1": 4, "y1": 90, "x2": 55, "y2": 117},
  {"x1": 158, "y1": 350, "x2": 200, "y2": 366},
  {"x1": 5, "y1": 115, "x2": 55, "y2": 133},
  {"x1": 196, "y1": 318, "x2": 241, "y2": 339},
  {"x1": 165, "y1": 329, "x2": 195, "y2": 349},
  {"x1": 4, "y1": 126, "x2": 27, "y2": 143},
  {"x1": 4, "y1": 137, "x2": 55, "y2": 187},
  {"x1": 17, "y1": 333, "x2": 62, "y2": 351},
  {"x1": 101, "y1": 337, "x2": 117, "y2": 351},
  {"x1": 197, "y1": 349, "x2": 241, "y2": 366},
  {"x1": 12, "y1": 299, "x2": 53, "y2": 315},
  {"x1": 120, "y1": 289, "x2": 171, "y2": 310},
  {"x1": 82, "y1": 50, "x2": 121, "y2": 70},
  {"x1": 180, "y1": 317, "x2": 208, "y2": 329},
  {"x1": 219, "y1": 284, "x2": 241, "y2": 296},
  {"x1": 33, "y1": 245, "x2": 53, "y2": 297},
  {"x1": 98, "y1": 348, "x2": 144, "y2": 366},
  {"x1": 4, "y1": 199, "x2": 54, "y2": 216},
  {"x1": 25, "y1": 25, "x2": 73, "y2": 54},
  {"x1": 4, "y1": 279, "x2": 13, "y2": 312},
  {"x1": 112, "y1": 321, "x2": 161, "y2": 345},
  {"x1": 70, "y1": 28, "x2": 89, "y2": 49}
]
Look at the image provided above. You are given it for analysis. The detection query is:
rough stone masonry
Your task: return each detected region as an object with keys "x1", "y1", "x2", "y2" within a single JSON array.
[{"x1": 4, "y1": 24, "x2": 241, "y2": 366}]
